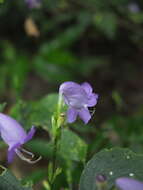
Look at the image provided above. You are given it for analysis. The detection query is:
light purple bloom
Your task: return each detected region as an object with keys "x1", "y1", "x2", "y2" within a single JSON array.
[
  {"x1": 0, "y1": 113, "x2": 41, "y2": 163},
  {"x1": 128, "y1": 3, "x2": 140, "y2": 13},
  {"x1": 25, "y1": 0, "x2": 41, "y2": 9},
  {"x1": 59, "y1": 81, "x2": 98, "y2": 124},
  {"x1": 116, "y1": 177, "x2": 143, "y2": 190}
]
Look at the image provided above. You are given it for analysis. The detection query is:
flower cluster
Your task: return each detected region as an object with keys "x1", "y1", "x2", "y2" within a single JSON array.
[{"x1": 0, "y1": 81, "x2": 98, "y2": 163}]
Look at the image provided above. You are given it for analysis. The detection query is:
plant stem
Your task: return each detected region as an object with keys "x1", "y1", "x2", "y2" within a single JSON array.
[
  {"x1": 50, "y1": 94, "x2": 63, "y2": 190},
  {"x1": 51, "y1": 134, "x2": 59, "y2": 189}
]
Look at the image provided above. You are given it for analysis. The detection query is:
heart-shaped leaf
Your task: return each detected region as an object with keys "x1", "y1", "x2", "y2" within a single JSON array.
[{"x1": 79, "y1": 148, "x2": 143, "y2": 190}]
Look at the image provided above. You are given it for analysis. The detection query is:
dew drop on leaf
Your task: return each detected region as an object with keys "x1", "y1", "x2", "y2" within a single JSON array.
[
  {"x1": 109, "y1": 171, "x2": 113, "y2": 175},
  {"x1": 129, "y1": 173, "x2": 134, "y2": 177}
]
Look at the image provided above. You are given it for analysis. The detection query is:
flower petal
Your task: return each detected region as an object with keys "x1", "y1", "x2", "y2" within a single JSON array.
[
  {"x1": 59, "y1": 81, "x2": 80, "y2": 94},
  {"x1": 0, "y1": 113, "x2": 27, "y2": 146},
  {"x1": 26, "y1": 0, "x2": 41, "y2": 9},
  {"x1": 116, "y1": 177, "x2": 143, "y2": 190},
  {"x1": 60, "y1": 81, "x2": 87, "y2": 109},
  {"x1": 67, "y1": 108, "x2": 78, "y2": 123},
  {"x1": 78, "y1": 108, "x2": 91, "y2": 124},
  {"x1": 88, "y1": 93, "x2": 99, "y2": 107},
  {"x1": 23, "y1": 126, "x2": 36, "y2": 143},
  {"x1": 81, "y1": 82, "x2": 93, "y2": 95},
  {"x1": 8, "y1": 143, "x2": 21, "y2": 163}
]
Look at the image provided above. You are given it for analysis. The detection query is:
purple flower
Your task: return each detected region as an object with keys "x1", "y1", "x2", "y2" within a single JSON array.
[
  {"x1": 25, "y1": 0, "x2": 41, "y2": 9},
  {"x1": 116, "y1": 177, "x2": 143, "y2": 190},
  {"x1": 0, "y1": 113, "x2": 41, "y2": 163},
  {"x1": 59, "y1": 81, "x2": 98, "y2": 124},
  {"x1": 128, "y1": 3, "x2": 140, "y2": 13}
]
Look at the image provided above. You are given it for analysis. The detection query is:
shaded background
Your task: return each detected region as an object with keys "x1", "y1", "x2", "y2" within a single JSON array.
[{"x1": 0, "y1": 0, "x2": 143, "y2": 189}]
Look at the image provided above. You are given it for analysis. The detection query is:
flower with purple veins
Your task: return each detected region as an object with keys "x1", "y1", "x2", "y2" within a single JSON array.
[
  {"x1": 59, "y1": 81, "x2": 98, "y2": 124},
  {"x1": 116, "y1": 177, "x2": 143, "y2": 190},
  {"x1": 0, "y1": 113, "x2": 41, "y2": 163}
]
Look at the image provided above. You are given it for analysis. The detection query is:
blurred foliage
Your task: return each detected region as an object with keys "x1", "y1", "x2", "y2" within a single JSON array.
[{"x1": 0, "y1": 165, "x2": 32, "y2": 190}]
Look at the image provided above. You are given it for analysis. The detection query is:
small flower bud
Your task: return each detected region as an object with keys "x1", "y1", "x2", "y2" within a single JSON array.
[
  {"x1": 57, "y1": 113, "x2": 66, "y2": 127},
  {"x1": 96, "y1": 174, "x2": 107, "y2": 190}
]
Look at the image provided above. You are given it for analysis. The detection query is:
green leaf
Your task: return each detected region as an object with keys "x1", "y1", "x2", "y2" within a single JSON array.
[
  {"x1": 79, "y1": 57, "x2": 108, "y2": 76},
  {"x1": 29, "y1": 94, "x2": 58, "y2": 131},
  {"x1": 34, "y1": 49, "x2": 76, "y2": 83},
  {"x1": 47, "y1": 163, "x2": 62, "y2": 183},
  {"x1": 0, "y1": 102, "x2": 7, "y2": 112},
  {"x1": 60, "y1": 129, "x2": 87, "y2": 163},
  {"x1": 10, "y1": 94, "x2": 59, "y2": 131},
  {"x1": 0, "y1": 166, "x2": 32, "y2": 190},
  {"x1": 10, "y1": 55, "x2": 30, "y2": 95},
  {"x1": 27, "y1": 128, "x2": 87, "y2": 163},
  {"x1": 22, "y1": 169, "x2": 47, "y2": 185},
  {"x1": 26, "y1": 139, "x2": 53, "y2": 158},
  {"x1": 93, "y1": 12, "x2": 118, "y2": 39},
  {"x1": 1, "y1": 42, "x2": 30, "y2": 96},
  {"x1": 129, "y1": 13, "x2": 143, "y2": 24},
  {"x1": 79, "y1": 148, "x2": 143, "y2": 190}
]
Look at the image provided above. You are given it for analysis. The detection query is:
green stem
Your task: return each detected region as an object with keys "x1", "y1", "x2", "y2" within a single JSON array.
[
  {"x1": 50, "y1": 94, "x2": 63, "y2": 190},
  {"x1": 57, "y1": 93, "x2": 63, "y2": 116},
  {"x1": 51, "y1": 135, "x2": 58, "y2": 190}
]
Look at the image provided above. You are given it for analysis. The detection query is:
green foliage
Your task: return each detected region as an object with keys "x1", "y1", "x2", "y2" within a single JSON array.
[
  {"x1": 27, "y1": 128, "x2": 87, "y2": 163},
  {"x1": 34, "y1": 47, "x2": 77, "y2": 83},
  {"x1": 22, "y1": 169, "x2": 47, "y2": 185},
  {"x1": 79, "y1": 148, "x2": 143, "y2": 190},
  {"x1": 93, "y1": 12, "x2": 118, "y2": 39},
  {"x1": 33, "y1": 17, "x2": 89, "y2": 83},
  {"x1": 26, "y1": 128, "x2": 87, "y2": 189},
  {"x1": 10, "y1": 94, "x2": 59, "y2": 131},
  {"x1": 0, "y1": 43, "x2": 30, "y2": 97},
  {"x1": 60, "y1": 128, "x2": 87, "y2": 163},
  {"x1": 0, "y1": 166, "x2": 32, "y2": 190},
  {"x1": 0, "y1": 102, "x2": 7, "y2": 112},
  {"x1": 29, "y1": 94, "x2": 59, "y2": 131},
  {"x1": 26, "y1": 139, "x2": 53, "y2": 158},
  {"x1": 102, "y1": 112, "x2": 143, "y2": 152}
]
